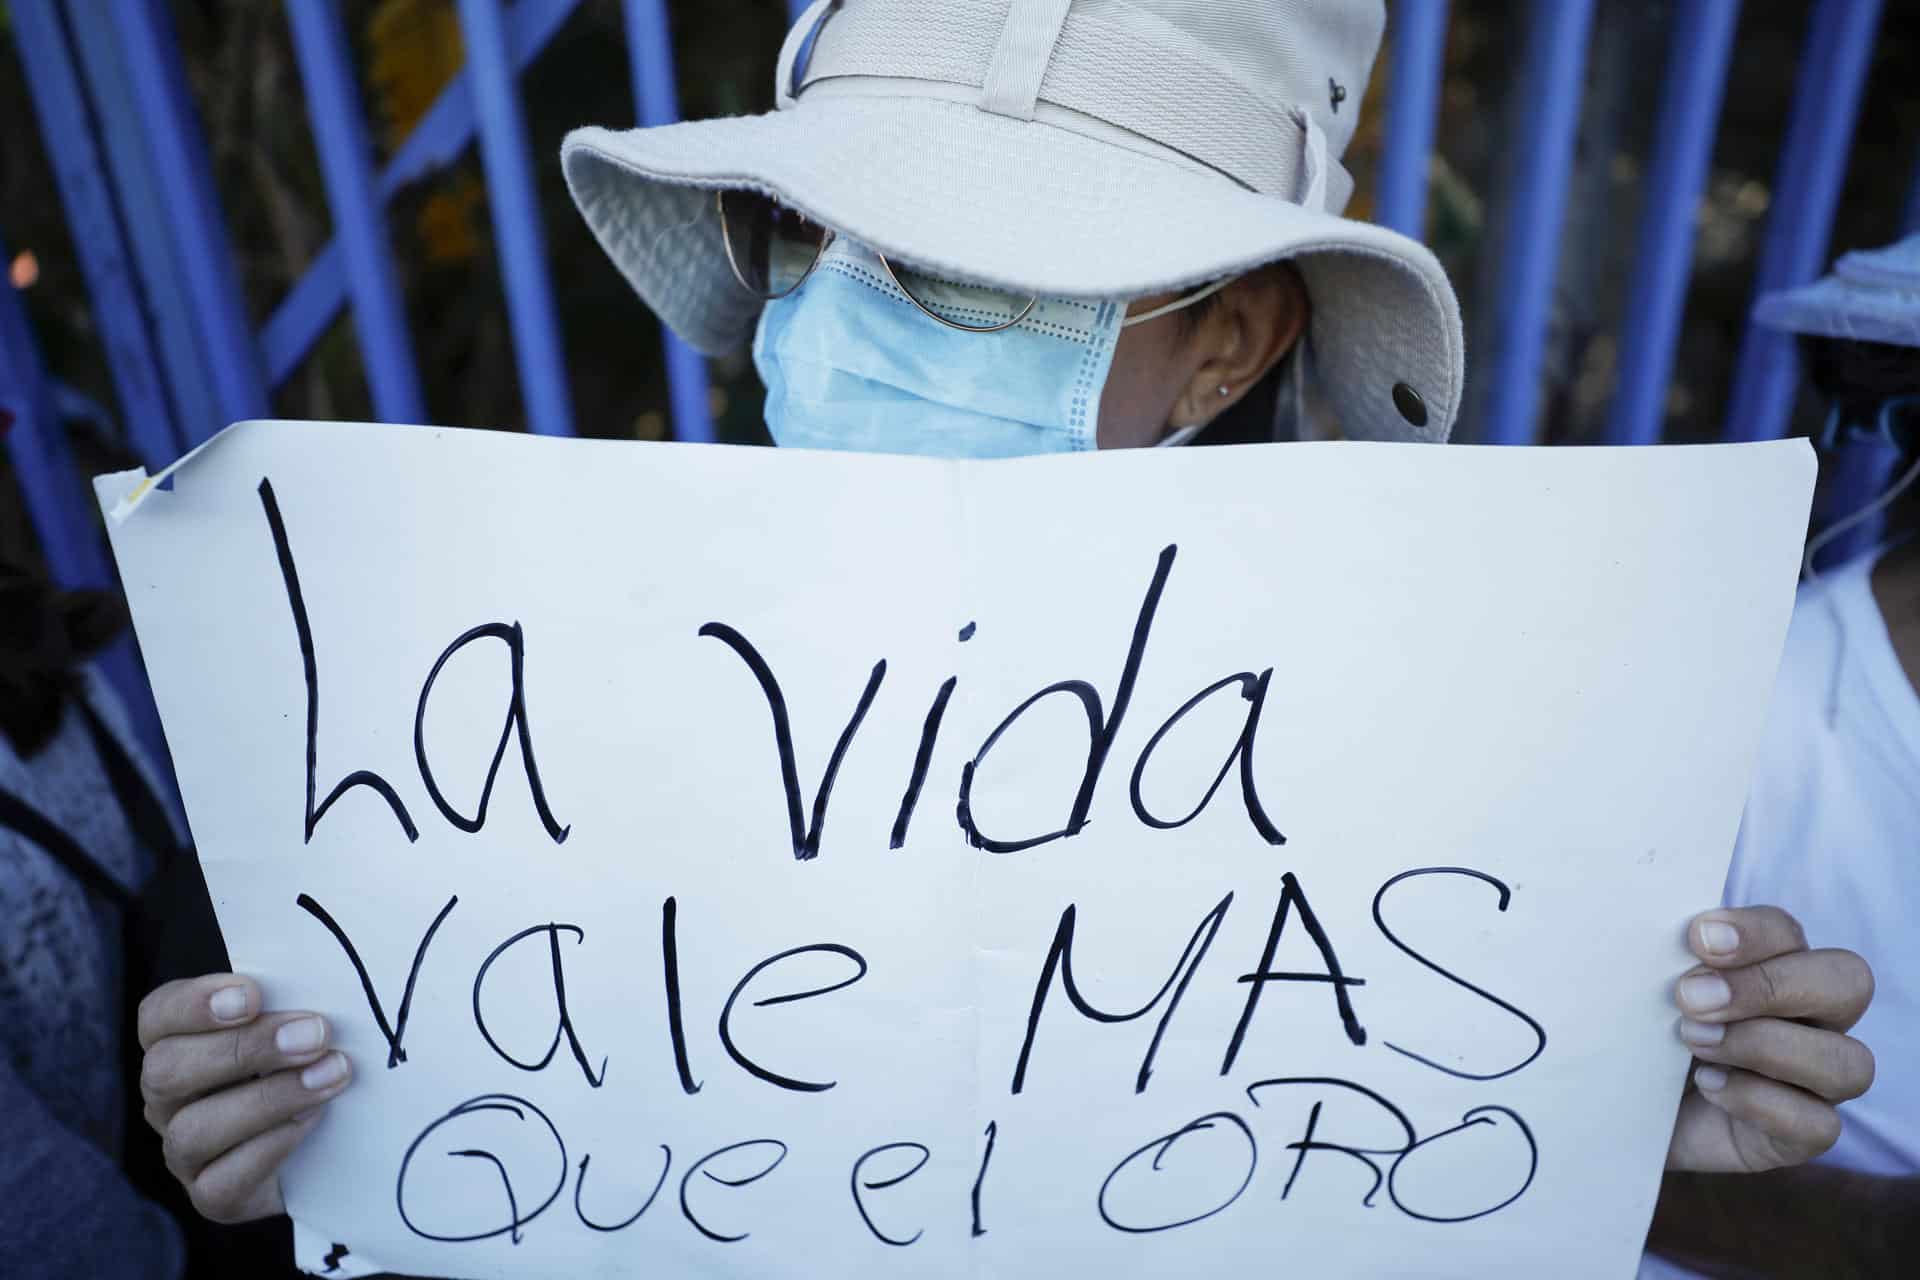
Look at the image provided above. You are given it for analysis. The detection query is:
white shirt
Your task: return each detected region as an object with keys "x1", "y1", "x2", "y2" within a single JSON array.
[
  {"x1": 1722, "y1": 546, "x2": 1919, "y2": 1176},
  {"x1": 1641, "y1": 547, "x2": 1920, "y2": 1278}
]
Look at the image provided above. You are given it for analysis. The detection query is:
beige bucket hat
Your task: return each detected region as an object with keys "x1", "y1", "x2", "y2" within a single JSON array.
[{"x1": 562, "y1": 0, "x2": 1465, "y2": 442}]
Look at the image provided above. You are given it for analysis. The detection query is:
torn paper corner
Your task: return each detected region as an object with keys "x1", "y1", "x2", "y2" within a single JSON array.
[
  {"x1": 92, "y1": 466, "x2": 151, "y2": 524},
  {"x1": 95, "y1": 419, "x2": 264, "y2": 524},
  {"x1": 292, "y1": 1217, "x2": 389, "y2": 1279}
]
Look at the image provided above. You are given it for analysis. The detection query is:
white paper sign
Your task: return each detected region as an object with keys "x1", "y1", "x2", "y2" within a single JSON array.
[{"x1": 99, "y1": 422, "x2": 1812, "y2": 1279}]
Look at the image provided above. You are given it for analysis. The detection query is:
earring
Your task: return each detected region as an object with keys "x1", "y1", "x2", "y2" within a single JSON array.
[{"x1": 1218, "y1": 385, "x2": 1231, "y2": 397}]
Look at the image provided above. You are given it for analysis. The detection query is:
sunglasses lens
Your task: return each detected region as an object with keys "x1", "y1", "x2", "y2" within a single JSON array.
[
  {"x1": 888, "y1": 264, "x2": 1039, "y2": 333},
  {"x1": 719, "y1": 191, "x2": 829, "y2": 298}
]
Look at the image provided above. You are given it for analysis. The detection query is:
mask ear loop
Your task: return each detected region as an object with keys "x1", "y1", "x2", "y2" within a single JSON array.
[
  {"x1": 1155, "y1": 424, "x2": 1204, "y2": 448},
  {"x1": 1142, "y1": 107, "x2": 1326, "y2": 443},
  {"x1": 1805, "y1": 393, "x2": 1920, "y2": 726},
  {"x1": 1122, "y1": 277, "x2": 1233, "y2": 328}
]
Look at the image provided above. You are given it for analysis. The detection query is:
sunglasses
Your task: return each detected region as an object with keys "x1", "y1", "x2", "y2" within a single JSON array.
[{"x1": 717, "y1": 191, "x2": 1229, "y2": 334}]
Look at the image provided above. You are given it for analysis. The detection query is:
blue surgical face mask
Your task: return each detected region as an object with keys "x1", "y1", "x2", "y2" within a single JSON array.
[{"x1": 752, "y1": 238, "x2": 1125, "y2": 457}]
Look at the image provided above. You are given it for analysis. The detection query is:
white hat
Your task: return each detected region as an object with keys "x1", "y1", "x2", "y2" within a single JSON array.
[
  {"x1": 561, "y1": 0, "x2": 1464, "y2": 442},
  {"x1": 1753, "y1": 234, "x2": 1920, "y2": 350}
]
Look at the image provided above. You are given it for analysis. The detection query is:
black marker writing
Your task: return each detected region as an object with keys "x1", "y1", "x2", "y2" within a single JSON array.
[
  {"x1": 1243, "y1": 1077, "x2": 1537, "y2": 1221},
  {"x1": 958, "y1": 545, "x2": 1176, "y2": 853},
  {"x1": 472, "y1": 923, "x2": 607, "y2": 1087},
  {"x1": 970, "y1": 1120, "x2": 997, "y2": 1238},
  {"x1": 679, "y1": 1139, "x2": 788, "y2": 1243},
  {"x1": 1011, "y1": 891, "x2": 1231, "y2": 1095},
  {"x1": 449, "y1": 1149, "x2": 523, "y2": 1242},
  {"x1": 719, "y1": 943, "x2": 868, "y2": 1092},
  {"x1": 573, "y1": 1147, "x2": 672, "y2": 1232},
  {"x1": 1371, "y1": 867, "x2": 1546, "y2": 1080},
  {"x1": 1097, "y1": 1111, "x2": 1257, "y2": 1234},
  {"x1": 891, "y1": 622, "x2": 976, "y2": 849},
  {"x1": 1222, "y1": 871, "x2": 1367, "y2": 1074},
  {"x1": 295, "y1": 892, "x2": 455, "y2": 1068},
  {"x1": 1129, "y1": 668, "x2": 1285, "y2": 845},
  {"x1": 662, "y1": 896, "x2": 702, "y2": 1094},
  {"x1": 259, "y1": 477, "x2": 417, "y2": 844},
  {"x1": 1245, "y1": 1076, "x2": 1416, "y2": 1207},
  {"x1": 396, "y1": 1094, "x2": 567, "y2": 1244},
  {"x1": 414, "y1": 622, "x2": 570, "y2": 844},
  {"x1": 850, "y1": 1142, "x2": 931, "y2": 1247},
  {"x1": 890, "y1": 676, "x2": 956, "y2": 850},
  {"x1": 700, "y1": 622, "x2": 884, "y2": 861},
  {"x1": 1387, "y1": 1106, "x2": 1538, "y2": 1223}
]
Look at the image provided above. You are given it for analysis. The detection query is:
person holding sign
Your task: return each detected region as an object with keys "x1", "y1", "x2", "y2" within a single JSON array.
[
  {"x1": 0, "y1": 510, "x2": 187, "y2": 1278},
  {"x1": 125, "y1": 0, "x2": 1876, "y2": 1270},
  {"x1": 1644, "y1": 238, "x2": 1920, "y2": 1274}
]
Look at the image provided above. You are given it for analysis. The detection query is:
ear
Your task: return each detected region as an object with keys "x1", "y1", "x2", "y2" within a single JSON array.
[{"x1": 1169, "y1": 263, "x2": 1310, "y2": 432}]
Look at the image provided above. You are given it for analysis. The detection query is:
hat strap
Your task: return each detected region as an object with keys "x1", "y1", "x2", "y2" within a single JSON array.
[
  {"x1": 981, "y1": 0, "x2": 1073, "y2": 122},
  {"x1": 1295, "y1": 109, "x2": 1329, "y2": 213},
  {"x1": 776, "y1": 0, "x2": 838, "y2": 110},
  {"x1": 791, "y1": 0, "x2": 1352, "y2": 211}
]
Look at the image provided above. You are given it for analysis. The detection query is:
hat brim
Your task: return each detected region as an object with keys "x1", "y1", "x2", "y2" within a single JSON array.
[
  {"x1": 1753, "y1": 275, "x2": 1920, "y2": 349},
  {"x1": 562, "y1": 94, "x2": 1462, "y2": 442}
]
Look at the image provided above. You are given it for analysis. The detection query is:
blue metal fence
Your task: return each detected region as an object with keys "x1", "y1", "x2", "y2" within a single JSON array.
[
  {"x1": 1373, "y1": 0, "x2": 1450, "y2": 242},
  {"x1": 1723, "y1": 0, "x2": 1883, "y2": 444},
  {"x1": 10, "y1": 0, "x2": 184, "y2": 463},
  {"x1": 260, "y1": 0, "x2": 581, "y2": 390},
  {"x1": 624, "y1": 0, "x2": 713, "y2": 444},
  {"x1": 111, "y1": 0, "x2": 273, "y2": 431},
  {"x1": 0, "y1": 227, "x2": 171, "y2": 782},
  {"x1": 0, "y1": 0, "x2": 1903, "y2": 780},
  {"x1": 458, "y1": 0, "x2": 577, "y2": 437},
  {"x1": 288, "y1": 0, "x2": 427, "y2": 426},
  {"x1": 1477, "y1": 0, "x2": 1596, "y2": 447},
  {"x1": 1604, "y1": 0, "x2": 1742, "y2": 448}
]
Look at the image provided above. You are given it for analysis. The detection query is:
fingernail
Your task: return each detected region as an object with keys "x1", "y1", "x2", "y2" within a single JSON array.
[
  {"x1": 276, "y1": 1016, "x2": 325, "y2": 1056},
  {"x1": 1678, "y1": 1018, "x2": 1725, "y2": 1047},
  {"x1": 209, "y1": 986, "x2": 249, "y2": 1022},
  {"x1": 1699, "y1": 921, "x2": 1740, "y2": 956},
  {"x1": 1695, "y1": 1065, "x2": 1730, "y2": 1092},
  {"x1": 301, "y1": 1053, "x2": 348, "y2": 1091},
  {"x1": 1678, "y1": 973, "x2": 1731, "y2": 1014}
]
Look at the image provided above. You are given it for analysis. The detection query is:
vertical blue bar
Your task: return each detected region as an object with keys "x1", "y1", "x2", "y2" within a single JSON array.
[
  {"x1": 1374, "y1": 0, "x2": 1450, "y2": 240},
  {"x1": 1, "y1": 227, "x2": 174, "y2": 786},
  {"x1": 261, "y1": 0, "x2": 583, "y2": 389},
  {"x1": 1478, "y1": 0, "x2": 1595, "y2": 445},
  {"x1": 287, "y1": 0, "x2": 429, "y2": 425},
  {"x1": 1722, "y1": 0, "x2": 1882, "y2": 442},
  {"x1": 621, "y1": 0, "x2": 714, "y2": 443},
  {"x1": 1603, "y1": 0, "x2": 1741, "y2": 446},
  {"x1": 456, "y1": 0, "x2": 577, "y2": 437},
  {"x1": 60, "y1": 4, "x2": 223, "y2": 450},
  {"x1": 786, "y1": 0, "x2": 813, "y2": 24},
  {"x1": 1, "y1": 231, "x2": 111, "y2": 590},
  {"x1": 108, "y1": 0, "x2": 270, "y2": 428},
  {"x1": 11, "y1": 0, "x2": 184, "y2": 464}
]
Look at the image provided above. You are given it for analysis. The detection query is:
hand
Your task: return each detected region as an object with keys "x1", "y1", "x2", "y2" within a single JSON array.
[
  {"x1": 1665, "y1": 906, "x2": 1874, "y2": 1173},
  {"x1": 137, "y1": 973, "x2": 352, "y2": 1222}
]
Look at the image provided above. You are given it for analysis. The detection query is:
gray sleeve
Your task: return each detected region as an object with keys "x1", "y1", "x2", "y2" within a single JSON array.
[{"x1": 0, "y1": 1054, "x2": 184, "y2": 1280}]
